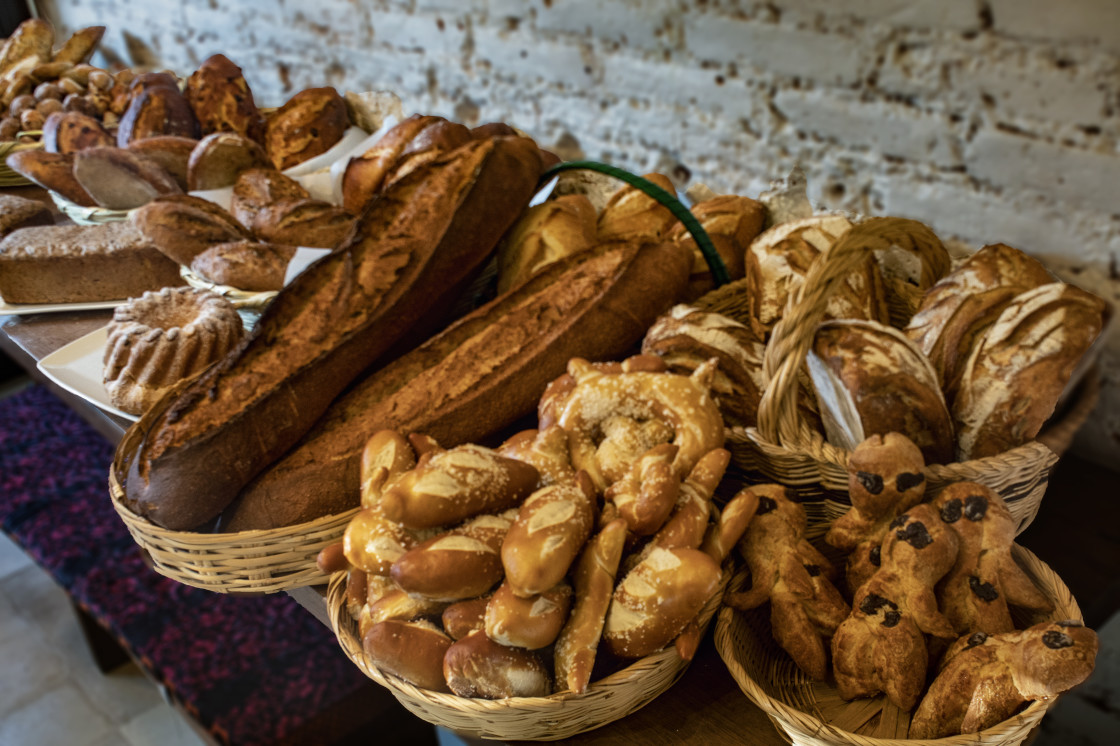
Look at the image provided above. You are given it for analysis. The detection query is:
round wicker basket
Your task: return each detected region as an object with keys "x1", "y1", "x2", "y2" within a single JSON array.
[
  {"x1": 108, "y1": 414, "x2": 355, "y2": 594},
  {"x1": 714, "y1": 544, "x2": 1081, "y2": 745},
  {"x1": 695, "y1": 218, "x2": 1101, "y2": 537},
  {"x1": 327, "y1": 565, "x2": 731, "y2": 741}
]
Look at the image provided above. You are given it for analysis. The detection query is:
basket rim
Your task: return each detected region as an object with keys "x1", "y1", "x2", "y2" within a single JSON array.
[
  {"x1": 713, "y1": 543, "x2": 1082, "y2": 745},
  {"x1": 108, "y1": 460, "x2": 355, "y2": 593},
  {"x1": 327, "y1": 563, "x2": 732, "y2": 740}
]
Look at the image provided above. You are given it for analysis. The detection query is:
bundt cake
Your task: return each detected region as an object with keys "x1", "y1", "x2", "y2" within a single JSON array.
[{"x1": 103, "y1": 286, "x2": 244, "y2": 415}]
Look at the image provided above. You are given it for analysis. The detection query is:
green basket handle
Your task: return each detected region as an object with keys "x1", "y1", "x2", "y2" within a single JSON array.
[{"x1": 539, "y1": 160, "x2": 730, "y2": 288}]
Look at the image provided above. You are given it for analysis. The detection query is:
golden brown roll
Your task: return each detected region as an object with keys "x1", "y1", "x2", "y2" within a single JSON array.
[
  {"x1": 496, "y1": 193, "x2": 598, "y2": 294},
  {"x1": 263, "y1": 86, "x2": 349, "y2": 170}
]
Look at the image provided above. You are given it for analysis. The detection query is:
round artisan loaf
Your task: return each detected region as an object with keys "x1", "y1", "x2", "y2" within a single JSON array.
[
  {"x1": 952, "y1": 281, "x2": 1109, "y2": 460},
  {"x1": 189, "y1": 240, "x2": 295, "y2": 291},
  {"x1": 249, "y1": 197, "x2": 356, "y2": 249},
  {"x1": 186, "y1": 131, "x2": 271, "y2": 191},
  {"x1": 229, "y1": 167, "x2": 310, "y2": 227},
  {"x1": 807, "y1": 318, "x2": 954, "y2": 465},
  {"x1": 905, "y1": 243, "x2": 1055, "y2": 404},
  {"x1": 130, "y1": 193, "x2": 252, "y2": 266}
]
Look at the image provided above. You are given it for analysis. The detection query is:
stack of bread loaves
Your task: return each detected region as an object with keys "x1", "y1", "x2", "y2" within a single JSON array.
[{"x1": 323, "y1": 353, "x2": 742, "y2": 702}]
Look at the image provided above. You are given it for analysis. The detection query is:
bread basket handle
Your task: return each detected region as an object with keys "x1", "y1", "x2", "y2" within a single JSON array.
[
  {"x1": 756, "y1": 217, "x2": 945, "y2": 448},
  {"x1": 539, "y1": 160, "x2": 730, "y2": 287}
]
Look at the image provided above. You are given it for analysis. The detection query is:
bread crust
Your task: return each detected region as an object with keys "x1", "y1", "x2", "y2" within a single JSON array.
[
  {"x1": 224, "y1": 237, "x2": 692, "y2": 530},
  {"x1": 117, "y1": 136, "x2": 542, "y2": 530}
]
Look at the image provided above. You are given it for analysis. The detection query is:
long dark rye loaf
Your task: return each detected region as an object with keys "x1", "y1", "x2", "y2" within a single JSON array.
[
  {"x1": 117, "y1": 135, "x2": 543, "y2": 530},
  {"x1": 220, "y1": 238, "x2": 694, "y2": 531}
]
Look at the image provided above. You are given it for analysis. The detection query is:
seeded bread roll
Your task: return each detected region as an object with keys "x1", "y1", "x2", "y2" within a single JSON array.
[
  {"x1": 953, "y1": 282, "x2": 1109, "y2": 460},
  {"x1": 808, "y1": 319, "x2": 955, "y2": 465},
  {"x1": 905, "y1": 243, "x2": 1055, "y2": 404}
]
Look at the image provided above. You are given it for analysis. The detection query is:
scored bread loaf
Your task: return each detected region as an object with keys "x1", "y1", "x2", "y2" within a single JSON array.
[
  {"x1": 808, "y1": 319, "x2": 955, "y2": 465},
  {"x1": 953, "y1": 282, "x2": 1109, "y2": 460},
  {"x1": 264, "y1": 86, "x2": 348, "y2": 170},
  {"x1": 5, "y1": 149, "x2": 96, "y2": 206},
  {"x1": 229, "y1": 167, "x2": 310, "y2": 227},
  {"x1": 222, "y1": 237, "x2": 693, "y2": 531},
  {"x1": 117, "y1": 135, "x2": 543, "y2": 530},
  {"x1": 131, "y1": 193, "x2": 252, "y2": 266},
  {"x1": 186, "y1": 131, "x2": 271, "y2": 190},
  {"x1": 73, "y1": 146, "x2": 182, "y2": 210},
  {"x1": 189, "y1": 240, "x2": 295, "y2": 291},
  {"x1": 185, "y1": 53, "x2": 265, "y2": 142},
  {"x1": 905, "y1": 243, "x2": 1055, "y2": 404},
  {"x1": 0, "y1": 194, "x2": 53, "y2": 238},
  {"x1": 495, "y1": 193, "x2": 598, "y2": 294}
]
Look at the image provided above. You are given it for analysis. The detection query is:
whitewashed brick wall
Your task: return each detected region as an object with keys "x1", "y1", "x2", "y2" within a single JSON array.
[{"x1": 37, "y1": 0, "x2": 1120, "y2": 466}]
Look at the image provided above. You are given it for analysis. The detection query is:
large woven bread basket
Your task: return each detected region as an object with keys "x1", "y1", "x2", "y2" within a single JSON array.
[
  {"x1": 109, "y1": 407, "x2": 354, "y2": 594},
  {"x1": 0, "y1": 138, "x2": 40, "y2": 187},
  {"x1": 327, "y1": 565, "x2": 731, "y2": 741},
  {"x1": 695, "y1": 217, "x2": 1100, "y2": 536},
  {"x1": 714, "y1": 544, "x2": 1081, "y2": 745}
]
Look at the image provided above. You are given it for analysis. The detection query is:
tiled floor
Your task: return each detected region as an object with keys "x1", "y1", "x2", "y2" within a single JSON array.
[{"x1": 0, "y1": 530, "x2": 207, "y2": 746}]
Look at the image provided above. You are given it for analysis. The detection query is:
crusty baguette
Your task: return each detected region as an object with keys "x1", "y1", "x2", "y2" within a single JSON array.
[
  {"x1": 115, "y1": 135, "x2": 543, "y2": 530},
  {"x1": 223, "y1": 236, "x2": 694, "y2": 530}
]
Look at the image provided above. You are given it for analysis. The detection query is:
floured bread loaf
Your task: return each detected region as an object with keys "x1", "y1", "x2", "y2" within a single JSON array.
[{"x1": 953, "y1": 282, "x2": 1109, "y2": 460}]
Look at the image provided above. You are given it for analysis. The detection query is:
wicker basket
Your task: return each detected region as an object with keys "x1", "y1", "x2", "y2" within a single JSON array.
[
  {"x1": 108, "y1": 412, "x2": 355, "y2": 594},
  {"x1": 714, "y1": 544, "x2": 1081, "y2": 745},
  {"x1": 695, "y1": 218, "x2": 1100, "y2": 536},
  {"x1": 327, "y1": 565, "x2": 731, "y2": 741},
  {"x1": 50, "y1": 191, "x2": 134, "y2": 225},
  {"x1": 0, "y1": 138, "x2": 40, "y2": 187}
]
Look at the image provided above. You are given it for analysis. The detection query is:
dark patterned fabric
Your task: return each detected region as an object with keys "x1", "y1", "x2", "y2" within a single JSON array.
[{"x1": 0, "y1": 385, "x2": 376, "y2": 745}]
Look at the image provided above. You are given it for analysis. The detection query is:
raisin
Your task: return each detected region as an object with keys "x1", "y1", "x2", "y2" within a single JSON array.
[
  {"x1": 968, "y1": 575, "x2": 999, "y2": 602},
  {"x1": 940, "y1": 498, "x2": 963, "y2": 523},
  {"x1": 882, "y1": 610, "x2": 902, "y2": 627},
  {"x1": 889, "y1": 514, "x2": 908, "y2": 529},
  {"x1": 757, "y1": 496, "x2": 777, "y2": 515},
  {"x1": 895, "y1": 520, "x2": 933, "y2": 549},
  {"x1": 856, "y1": 470, "x2": 884, "y2": 495},
  {"x1": 804, "y1": 564, "x2": 821, "y2": 577},
  {"x1": 896, "y1": 471, "x2": 925, "y2": 492},
  {"x1": 964, "y1": 495, "x2": 989, "y2": 521},
  {"x1": 869, "y1": 545, "x2": 881, "y2": 566},
  {"x1": 859, "y1": 593, "x2": 898, "y2": 617},
  {"x1": 966, "y1": 632, "x2": 988, "y2": 648},
  {"x1": 1043, "y1": 630, "x2": 1074, "y2": 649}
]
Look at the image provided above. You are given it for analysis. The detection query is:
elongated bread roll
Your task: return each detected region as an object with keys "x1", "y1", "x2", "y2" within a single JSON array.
[
  {"x1": 484, "y1": 581, "x2": 572, "y2": 649},
  {"x1": 389, "y1": 510, "x2": 516, "y2": 601},
  {"x1": 554, "y1": 518, "x2": 628, "y2": 694},
  {"x1": 363, "y1": 619, "x2": 452, "y2": 692},
  {"x1": 443, "y1": 629, "x2": 552, "y2": 698}
]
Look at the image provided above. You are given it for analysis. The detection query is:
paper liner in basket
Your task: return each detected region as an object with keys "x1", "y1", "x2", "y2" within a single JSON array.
[
  {"x1": 326, "y1": 566, "x2": 730, "y2": 742},
  {"x1": 713, "y1": 544, "x2": 1083, "y2": 746}
]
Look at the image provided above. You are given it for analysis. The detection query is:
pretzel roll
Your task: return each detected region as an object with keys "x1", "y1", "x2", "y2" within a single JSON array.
[
  {"x1": 390, "y1": 510, "x2": 515, "y2": 601},
  {"x1": 485, "y1": 581, "x2": 573, "y2": 649},
  {"x1": 605, "y1": 442, "x2": 679, "y2": 536},
  {"x1": 501, "y1": 474, "x2": 597, "y2": 598},
  {"x1": 603, "y1": 546, "x2": 722, "y2": 659},
  {"x1": 443, "y1": 629, "x2": 552, "y2": 698},
  {"x1": 363, "y1": 619, "x2": 453, "y2": 692},
  {"x1": 552, "y1": 356, "x2": 725, "y2": 493},
  {"x1": 359, "y1": 430, "x2": 418, "y2": 509},
  {"x1": 380, "y1": 443, "x2": 539, "y2": 530},
  {"x1": 442, "y1": 596, "x2": 490, "y2": 641},
  {"x1": 554, "y1": 518, "x2": 628, "y2": 694},
  {"x1": 700, "y1": 487, "x2": 760, "y2": 563},
  {"x1": 649, "y1": 447, "x2": 731, "y2": 552},
  {"x1": 497, "y1": 425, "x2": 575, "y2": 488}
]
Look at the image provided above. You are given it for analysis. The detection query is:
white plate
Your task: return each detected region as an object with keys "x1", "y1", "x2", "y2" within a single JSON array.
[
  {"x1": 36, "y1": 326, "x2": 139, "y2": 422},
  {"x1": 0, "y1": 292, "x2": 126, "y2": 315}
]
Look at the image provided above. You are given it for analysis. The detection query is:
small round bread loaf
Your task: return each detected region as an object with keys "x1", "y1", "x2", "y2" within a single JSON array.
[
  {"x1": 103, "y1": 287, "x2": 244, "y2": 415},
  {"x1": 189, "y1": 240, "x2": 295, "y2": 291}
]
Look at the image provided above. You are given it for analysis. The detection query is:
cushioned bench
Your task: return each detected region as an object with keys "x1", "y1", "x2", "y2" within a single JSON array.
[{"x1": 0, "y1": 384, "x2": 436, "y2": 746}]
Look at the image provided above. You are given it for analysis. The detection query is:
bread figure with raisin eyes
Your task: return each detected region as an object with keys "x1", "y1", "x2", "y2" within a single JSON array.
[
  {"x1": 831, "y1": 503, "x2": 960, "y2": 711},
  {"x1": 910, "y1": 621, "x2": 1098, "y2": 738},
  {"x1": 825, "y1": 432, "x2": 928, "y2": 595},
  {"x1": 932, "y1": 482, "x2": 1053, "y2": 637}
]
